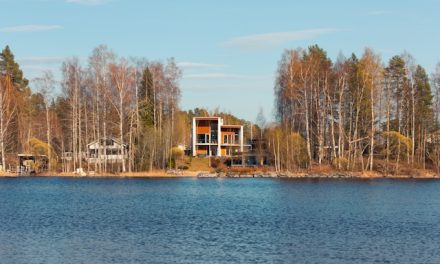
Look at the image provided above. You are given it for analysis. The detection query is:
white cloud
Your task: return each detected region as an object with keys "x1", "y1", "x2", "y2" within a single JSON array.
[
  {"x1": 223, "y1": 28, "x2": 341, "y2": 50},
  {"x1": 184, "y1": 73, "x2": 250, "y2": 80},
  {"x1": 0, "y1": 24, "x2": 62, "y2": 33},
  {"x1": 21, "y1": 65, "x2": 56, "y2": 79},
  {"x1": 182, "y1": 83, "x2": 270, "y2": 92},
  {"x1": 182, "y1": 84, "x2": 243, "y2": 92},
  {"x1": 368, "y1": 10, "x2": 392, "y2": 16},
  {"x1": 18, "y1": 56, "x2": 65, "y2": 65},
  {"x1": 66, "y1": 0, "x2": 110, "y2": 5},
  {"x1": 21, "y1": 65, "x2": 51, "y2": 71},
  {"x1": 177, "y1": 62, "x2": 225, "y2": 69}
]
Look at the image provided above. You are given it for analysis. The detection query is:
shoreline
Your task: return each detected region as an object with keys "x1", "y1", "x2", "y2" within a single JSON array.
[{"x1": 1, "y1": 170, "x2": 439, "y2": 179}]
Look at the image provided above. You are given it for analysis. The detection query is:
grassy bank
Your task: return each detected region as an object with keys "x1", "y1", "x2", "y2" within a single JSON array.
[
  {"x1": 2, "y1": 158, "x2": 439, "y2": 179},
  {"x1": 1, "y1": 167, "x2": 439, "y2": 179}
]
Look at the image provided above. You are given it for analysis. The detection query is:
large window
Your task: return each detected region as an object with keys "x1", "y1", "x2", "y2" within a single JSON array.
[
  {"x1": 197, "y1": 134, "x2": 210, "y2": 143},
  {"x1": 224, "y1": 134, "x2": 232, "y2": 144},
  {"x1": 223, "y1": 134, "x2": 238, "y2": 144},
  {"x1": 197, "y1": 134, "x2": 205, "y2": 143},
  {"x1": 100, "y1": 139, "x2": 114, "y2": 146},
  {"x1": 106, "y1": 149, "x2": 119, "y2": 155},
  {"x1": 89, "y1": 149, "x2": 97, "y2": 158},
  {"x1": 210, "y1": 122, "x2": 218, "y2": 143}
]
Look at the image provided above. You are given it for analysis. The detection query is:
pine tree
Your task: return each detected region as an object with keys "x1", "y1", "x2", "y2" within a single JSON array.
[
  {"x1": 139, "y1": 67, "x2": 155, "y2": 128},
  {"x1": 414, "y1": 65, "x2": 434, "y2": 128},
  {"x1": 414, "y1": 65, "x2": 434, "y2": 166},
  {"x1": 0, "y1": 45, "x2": 29, "y2": 89},
  {"x1": 385, "y1": 56, "x2": 408, "y2": 131},
  {"x1": 136, "y1": 67, "x2": 156, "y2": 171},
  {"x1": 0, "y1": 45, "x2": 32, "y2": 156}
]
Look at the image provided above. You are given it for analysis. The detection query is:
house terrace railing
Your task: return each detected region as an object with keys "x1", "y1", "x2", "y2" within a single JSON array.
[
  {"x1": 222, "y1": 139, "x2": 240, "y2": 145},
  {"x1": 197, "y1": 139, "x2": 218, "y2": 144}
]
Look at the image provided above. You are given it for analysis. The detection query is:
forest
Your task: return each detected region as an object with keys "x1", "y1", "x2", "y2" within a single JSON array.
[
  {"x1": 0, "y1": 45, "x2": 184, "y2": 173},
  {"x1": 0, "y1": 45, "x2": 250, "y2": 174},
  {"x1": 1, "y1": 44, "x2": 440, "y2": 175},
  {"x1": 272, "y1": 45, "x2": 440, "y2": 174}
]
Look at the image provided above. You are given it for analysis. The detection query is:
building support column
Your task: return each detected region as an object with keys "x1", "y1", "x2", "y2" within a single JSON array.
[
  {"x1": 192, "y1": 118, "x2": 197, "y2": 157},
  {"x1": 217, "y1": 117, "x2": 222, "y2": 157},
  {"x1": 240, "y1": 125, "x2": 244, "y2": 153}
]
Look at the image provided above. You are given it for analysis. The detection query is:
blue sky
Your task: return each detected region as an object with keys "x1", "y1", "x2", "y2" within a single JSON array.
[{"x1": 1, "y1": 0, "x2": 440, "y2": 122}]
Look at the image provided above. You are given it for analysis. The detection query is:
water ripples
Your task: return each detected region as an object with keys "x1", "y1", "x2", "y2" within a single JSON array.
[{"x1": 0, "y1": 178, "x2": 439, "y2": 263}]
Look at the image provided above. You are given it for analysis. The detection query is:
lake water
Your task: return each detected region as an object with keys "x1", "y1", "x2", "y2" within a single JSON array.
[{"x1": 0, "y1": 177, "x2": 439, "y2": 264}]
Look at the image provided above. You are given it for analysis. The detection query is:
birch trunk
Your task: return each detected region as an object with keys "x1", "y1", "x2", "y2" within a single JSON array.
[
  {"x1": 119, "y1": 94, "x2": 126, "y2": 172},
  {"x1": 46, "y1": 107, "x2": 51, "y2": 171},
  {"x1": 369, "y1": 79, "x2": 375, "y2": 171},
  {"x1": 0, "y1": 88, "x2": 5, "y2": 171},
  {"x1": 304, "y1": 89, "x2": 312, "y2": 166}
]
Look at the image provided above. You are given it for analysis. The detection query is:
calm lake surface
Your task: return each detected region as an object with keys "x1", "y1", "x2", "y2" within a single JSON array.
[{"x1": 0, "y1": 177, "x2": 439, "y2": 264}]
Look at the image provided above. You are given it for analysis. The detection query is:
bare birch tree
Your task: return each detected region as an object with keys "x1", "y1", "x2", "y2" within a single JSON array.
[
  {"x1": 108, "y1": 59, "x2": 135, "y2": 172},
  {"x1": 0, "y1": 75, "x2": 16, "y2": 171},
  {"x1": 33, "y1": 71, "x2": 56, "y2": 171}
]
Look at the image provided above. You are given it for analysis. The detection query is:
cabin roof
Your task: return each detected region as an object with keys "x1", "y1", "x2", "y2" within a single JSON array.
[
  {"x1": 87, "y1": 137, "x2": 126, "y2": 147},
  {"x1": 18, "y1": 154, "x2": 48, "y2": 157}
]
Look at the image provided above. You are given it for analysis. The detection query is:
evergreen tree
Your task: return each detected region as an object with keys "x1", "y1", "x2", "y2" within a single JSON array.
[
  {"x1": 0, "y1": 45, "x2": 29, "y2": 89},
  {"x1": 412, "y1": 64, "x2": 434, "y2": 166},
  {"x1": 138, "y1": 67, "x2": 155, "y2": 128},
  {"x1": 0, "y1": 45, "x2": 32, "y2": 155},
  {"x1": 385, "y1": 56, "x2": 408, "y2": 132},
  {"x1": 414, "y1": 65, "x2": 435, "y2": 130},
  {"x1": 136, "y1": 67, "x2": 156, "y2": 171}
]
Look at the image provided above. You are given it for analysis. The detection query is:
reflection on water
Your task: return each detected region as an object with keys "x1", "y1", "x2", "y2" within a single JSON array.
[{"x1": 0, "y1": 177, "x2": 439, "y2": 263}]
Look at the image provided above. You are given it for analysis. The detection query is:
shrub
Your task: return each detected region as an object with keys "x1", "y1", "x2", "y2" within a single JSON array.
[
  {"x1": 288, "y1": 132, "x2": 309, "y2": 168},
  {"x1": 332, "y1": 157, "x2": 349, "y2": 171},
  {"x1": 177, "y1": 165, "x2": 189, "y2": 170},
  {"x1": 382, "y1": 131, "x2": 413, "y2": 159}
]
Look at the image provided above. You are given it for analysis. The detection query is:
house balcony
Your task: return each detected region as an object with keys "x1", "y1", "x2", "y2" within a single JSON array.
[
  {"x1": 87, "y1": 154, "x2": 127, "y2": 163},
  {"x1": 221, "y1": 140, "x2": 240, "y2": 146},
  {"x1": 196, "y1": 140, "x2": 219, "y2": 145}
]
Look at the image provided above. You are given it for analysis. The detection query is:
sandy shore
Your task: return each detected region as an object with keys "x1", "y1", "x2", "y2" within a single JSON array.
[
  {"x1": 0, "y1": 170, "x2": 195, "y2": 178},
  {"x1": 1, "y1": 170, "x2": 439, "y2": 179},
  {"x1": 37, "y1": 170, "x2": 200, "y2": 178}
]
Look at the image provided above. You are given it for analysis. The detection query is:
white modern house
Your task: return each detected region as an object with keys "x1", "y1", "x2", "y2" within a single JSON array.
[{"x1": 192, "y1": 117, "x2": 244, "y2": 157}]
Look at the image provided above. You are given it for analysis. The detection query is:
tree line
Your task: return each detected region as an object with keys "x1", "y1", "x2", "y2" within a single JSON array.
[
  {"x1": 0, "y1": 45, "x2": 189, "y2": 173},
  {"x1": 2, "y1": 44, "x2": 440, "y2": 174},
  {"x1": 272, "y1": 45, "x2": 440, "y2": 174},
  {"x1": 0, "y1": 44, "x2": 256, "y2": 173}
]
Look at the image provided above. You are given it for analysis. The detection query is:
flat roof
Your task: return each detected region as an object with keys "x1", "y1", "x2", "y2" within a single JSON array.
[
  {"x1": 221, "y1": 125, "x2": 242, "y2": 128},
  {"x1": 193, "y1": 117, "x2": 243, "y2": 127},
  {"x1": 194, "y1": 117, "x2": 220, "y2": 120}
]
